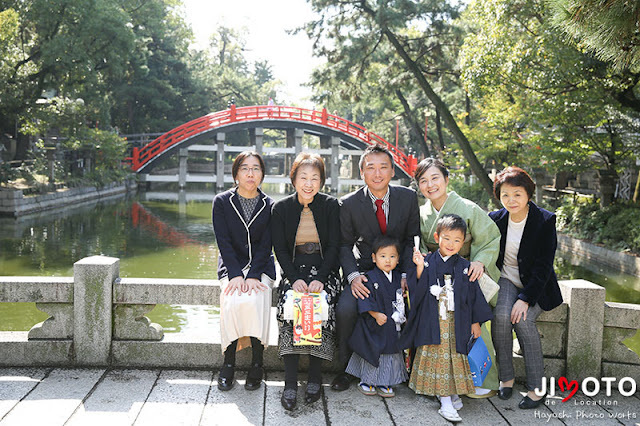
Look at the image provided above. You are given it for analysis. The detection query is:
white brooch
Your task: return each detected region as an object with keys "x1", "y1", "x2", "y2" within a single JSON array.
[
  {"x1": 424, "y1": 261, "x2": 429, "y2": 268},
  {"x1": 463, "y1": 268, "x2": 468, "y2": 275},
  {"x1": 374, "y1": 282, "x2": 379, "y2": 290}
]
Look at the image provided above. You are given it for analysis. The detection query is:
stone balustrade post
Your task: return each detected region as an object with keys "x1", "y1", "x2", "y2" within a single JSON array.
[
  {"x1": 178, "y1": 148, "x2": 188, "y2": 189},
  {"x1": 252, "y1": 127, "x2": 264, "y2": 155},
  {"x1": 216, "y1": 133, "x2": 225, "y2": 190},
  {"x1": 330, "y1": 136, "x2": 340, "y2": 192},
  {"x1": 559, "y1": 280, "x2": 606, "y2": 381},
  {"x1": 73, "y1": 256, "x2": 119, "y2": 366}
]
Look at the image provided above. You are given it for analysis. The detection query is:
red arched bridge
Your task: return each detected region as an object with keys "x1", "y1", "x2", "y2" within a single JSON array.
[{"x1": 125, "y1": 105, "x2": 418, "y2": 179}]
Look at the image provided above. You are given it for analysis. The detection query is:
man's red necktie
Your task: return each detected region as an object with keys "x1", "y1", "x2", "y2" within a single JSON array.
[{"x1": 375, "y1": 199, "x2": 387, "y2": 234}]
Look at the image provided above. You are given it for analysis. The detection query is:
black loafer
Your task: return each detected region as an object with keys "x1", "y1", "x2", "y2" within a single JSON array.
[
  {"x1": 245, "y1": 364, "x2": 263, "y2": 391},
  {"x1": 281, "y1": 388, "x2": 297, "y2": 411},
  {"x1": 218, "y1": 364, "x2": 235, "y2": 391},
  {"x1": 498, "y1": 386, "x2": 513, "y2": 400},
  {"x1": 519, "y1": 394, "x2": 546, "y2": 409},
  {"x1": 305, "y1": 382, "x2": 322, "y2": 404},
  {"x1": 331, "y1": 373, "x2": 351, "y2": 391}
]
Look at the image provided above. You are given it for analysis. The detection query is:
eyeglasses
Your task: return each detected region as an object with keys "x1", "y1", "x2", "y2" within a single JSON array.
[{"x1": 239, "y1": 166, "x2": 262, "y2": 174}]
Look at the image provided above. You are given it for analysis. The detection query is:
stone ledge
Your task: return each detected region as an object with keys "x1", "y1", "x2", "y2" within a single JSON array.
[
  {"x1": 604, "y1": 302, "x2": 640, "y2": 329},
  {"x1": 0, "y1": 332, "x2": 73, "y2": 366},
  {"x1": 0, "y1": 277, "x2": 74, "y2": 303},
  {"x1": 0, "y1": 179, "x2": 136, "y2": 217},
  {"x1": 558, "y1": 234, "x2": 640, "y2": 278},
  {"x1": 602, "y1": 361, "x2": 640, "y2": 383},
  {"x1": 116, "y1": 278, "x2": 220, "y2": 305},
  {"x1": 538, "y1": 303, "x2": 568, "y2": 323}
]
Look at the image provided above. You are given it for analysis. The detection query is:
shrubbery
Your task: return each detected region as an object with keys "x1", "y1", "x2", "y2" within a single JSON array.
[{"x1": 556, "y1": 200, "x2": 640, "y2": 254}]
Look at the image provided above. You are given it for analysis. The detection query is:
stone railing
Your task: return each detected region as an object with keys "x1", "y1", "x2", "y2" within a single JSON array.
[{"x1": 1, "y1": 256, "x2": 639, "y2": 381}]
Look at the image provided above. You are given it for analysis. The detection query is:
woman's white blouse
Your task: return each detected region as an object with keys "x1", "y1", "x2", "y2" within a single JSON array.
[{"x1": 501, "y1": 214, "x2": 528, "y2": 288}]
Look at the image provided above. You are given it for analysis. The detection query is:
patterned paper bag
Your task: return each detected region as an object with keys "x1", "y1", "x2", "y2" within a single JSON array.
[{"x1": 292, "y1": 292, "x2": 323, "y2": 346}]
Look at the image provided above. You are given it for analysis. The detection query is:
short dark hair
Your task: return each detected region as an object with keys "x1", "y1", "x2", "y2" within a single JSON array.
[
  {"x1": 435, "y1": 214, "x2": 467, "y2": 237},
  {"x1": 372, "y1": 235, "x2": 401, "y2": 255},
  {"x1": 414, "y1": 157, "x2": 449, "y2": 183},
  {"x1": 231, "y1": 151, "x2": 265, "y2": 184},
  {"x1": 493, "y1": 166, "x2": 535, "y2": 200},
  {"x1": 290, "y1": 152, "x2": 326, "y2": 187},
  {"x1": 359, "y1": 144, "x2": 394, "y2": 171}
]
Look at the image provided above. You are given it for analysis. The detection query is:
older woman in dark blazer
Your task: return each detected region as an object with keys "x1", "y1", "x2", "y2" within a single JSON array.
[
  {"x1": 271, "y1": 152, "x2": 341, "y2": 411},
  {"x1": 489, "y1": 166, "x2": 563, "y2": 410},
  {"x1": 212, "y1": 151, "x2": 276, "y2": 392}
]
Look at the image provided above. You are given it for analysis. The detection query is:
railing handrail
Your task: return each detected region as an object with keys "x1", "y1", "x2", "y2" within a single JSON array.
[{"x1": 125, "y1": 105, "x2": 418, "y2": 177}]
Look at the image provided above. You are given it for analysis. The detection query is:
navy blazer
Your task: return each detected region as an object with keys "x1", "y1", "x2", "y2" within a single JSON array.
[
  {"x1": 212, "y1": 188, "x2": 275, "y2": 281},
  {"x1": 349, "y1": 268, "x2": 403, "y2": 367},
  {"x1": 489, "y1": 201, "x2": 563, "y2": 311},
  {"x1": 340, "y1": 185, "x2": 420, "y2": 277},
  {"x1": 400, "y1": 252, "x2": 493, "y2": 355}
]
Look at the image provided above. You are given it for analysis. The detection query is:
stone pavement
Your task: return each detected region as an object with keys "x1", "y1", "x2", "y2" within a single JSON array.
[{"x1": 0, "y1": 368, "x2": 638, "y2": 425}]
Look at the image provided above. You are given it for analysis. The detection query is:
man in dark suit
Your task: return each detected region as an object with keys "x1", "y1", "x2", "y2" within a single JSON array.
[{"x1": 332, "y1": 145, "x2": 420, "y2": 391}]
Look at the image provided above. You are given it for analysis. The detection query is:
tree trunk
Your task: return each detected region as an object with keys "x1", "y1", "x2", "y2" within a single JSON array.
[
  {"x1": 374, "y1": 22, "x2": 495, "y2": 200},
  {"x1": 395, "y1": 89, "x2": 430, "y2": 157},
  {"x1": 435, "y1": 107, "x2": 445, "y2": 152}
]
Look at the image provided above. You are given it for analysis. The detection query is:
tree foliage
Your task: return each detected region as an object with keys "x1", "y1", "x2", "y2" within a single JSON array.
[
  {"x1": 304, "y1": 0, "x2": 496, "y2": 199},
  {"x1": 460, "y1": 0, "x2": 640, "y2": 178},
  {"x1": 0, "y1": 0, "x2": 277, "y2": 185},
  {"x1": 547, "y1": 0, "x2": 640, "y2": 71}
]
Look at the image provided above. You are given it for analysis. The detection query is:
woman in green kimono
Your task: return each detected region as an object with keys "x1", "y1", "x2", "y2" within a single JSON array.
[{"x1": 414, "y1": 157, "x2": 501, "y2": 398}]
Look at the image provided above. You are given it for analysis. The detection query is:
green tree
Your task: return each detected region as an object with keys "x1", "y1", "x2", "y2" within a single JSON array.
[
  {"x1": 305, "y1": 0, "x2": 495, "y2": 197},
  {"x1": 0, "y1": 0, "x2": 134, "y2": 153},
  {"x1": 460, "y1": 0, "x2": 640, "y2": 205},
  {"x1": 547, "y1": 0, "x2": 640, "y2": 71}
]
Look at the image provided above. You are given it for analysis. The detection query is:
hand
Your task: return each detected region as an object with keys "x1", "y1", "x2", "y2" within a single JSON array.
[
  {"x1": 350, "y1": 274, "x2": 370, "y2": 300},
  {"x1": 412, "y1": 247, "x2": 424, "y2": 266},
  {"x1": 373, "y1": 312, "x2": 387, "y2": 326},
  {"x1": 511, "y1": 299, "x2": 529, "y2": 324},
  {"x1": 308, "y1": 280, "x2": 324, "y2": 293},
  {"x1": 471, "y1": 322, "x2": 481, "y2": 339},
  {"x1": 292, "y1": 279, "x2": 308, "y2": 293},
  {"x1": 468, "y1": 261, "x2": 484, "y2": 281},
  {"x1": 245, "y1": 278, "x2": 267, "y2": 296},
  {"x1": 468, "y1": 261, "x2": 485, "y2": 282},
  {"x1": 224, "y1": 276, "x2": 245, "y2": 296}
]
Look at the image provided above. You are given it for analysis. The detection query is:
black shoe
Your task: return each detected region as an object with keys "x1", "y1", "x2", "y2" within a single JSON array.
[
  {"x1": 218, "y1": 364, "x2": 235, "y2": 391},
  {"x1": 245, "y1": 364, "x2": 263, "y2": 391},
  {"x1": 305, "y1": 382, "x2": 322, "y2": 404},
  {"x1": 519, "y1": 394, "x2": 546, "y2": 409},
  {"x1": 281, "y1": 388, "x2": 297, "y2": 411},
  {"x1": 498, "y1": 386, "x2": 513, "y2": 400},
  {"x1": 331, "y1": 373, "x2": 351, "y2": 391}
]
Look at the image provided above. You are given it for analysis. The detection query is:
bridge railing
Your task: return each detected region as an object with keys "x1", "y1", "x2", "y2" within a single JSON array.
[
  {"x1": 126, "y1": 106, "x2": 418, "y2": 177},
  {"x1": 1, "y1": 256, "x2": 639, "y2": 380}
]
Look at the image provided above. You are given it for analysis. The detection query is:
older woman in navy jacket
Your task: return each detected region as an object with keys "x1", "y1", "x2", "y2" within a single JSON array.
[
  {"x1": 212, "y1": 151, "x2": 276, "y2": 392},
  {"x1": 489, "y1": 166, "x2": 563, "y2": 410}
]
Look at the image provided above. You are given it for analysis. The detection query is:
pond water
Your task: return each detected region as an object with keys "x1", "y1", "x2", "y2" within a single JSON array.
[{"x1": 1, "y1": 190, "x2": 639, "y2": 353}]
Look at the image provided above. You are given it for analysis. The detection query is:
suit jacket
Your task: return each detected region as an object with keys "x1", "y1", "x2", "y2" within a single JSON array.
[
  {"x1": 399, "y1": 252, "x2": 493, "y2": 355},
  {"x1": 489, "y1": 201, "x2": 563, "y2": 311},
  {"x1": 340, "y1": 185, "x2": 420, "y2": 278},
  {"x1": 212, "y1": 188, "x2": 275, "y2": 280},
  {"x1": 348, "y1": 268, "x2": 403, "y2": 367}
]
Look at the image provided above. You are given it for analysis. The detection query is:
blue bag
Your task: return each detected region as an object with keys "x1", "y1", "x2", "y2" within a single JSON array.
[{"x1": 467, "y1": 335, "x2": 492, "y2": 386}]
